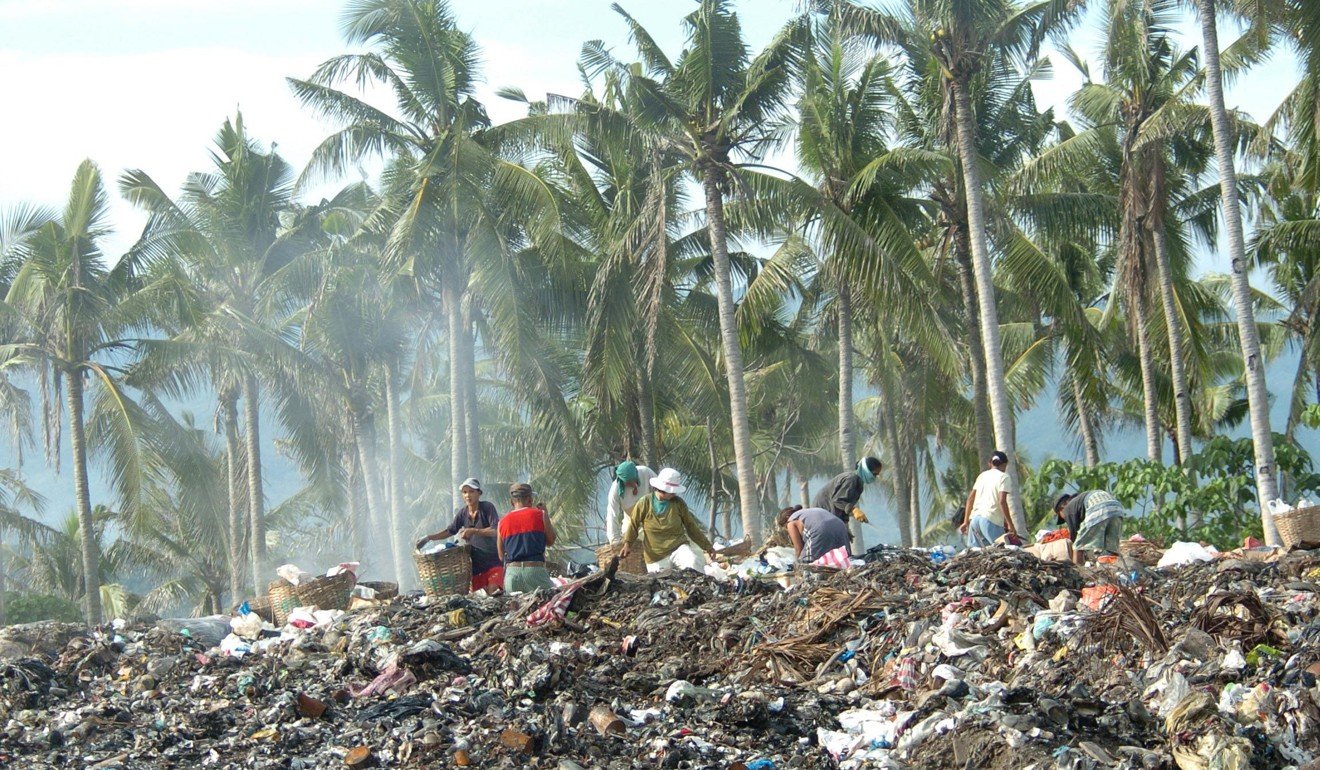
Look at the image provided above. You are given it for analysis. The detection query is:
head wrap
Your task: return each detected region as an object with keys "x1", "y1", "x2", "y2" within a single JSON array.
[
  {"x1": 856, "y1": 458, "x2": 876, "y2": 485},
  {"x1": 615, "y1": 460, "x2": 639, "y2": 496},
  {"x1": 652, "y1": 491, "x2": 671, "y2": 514}
]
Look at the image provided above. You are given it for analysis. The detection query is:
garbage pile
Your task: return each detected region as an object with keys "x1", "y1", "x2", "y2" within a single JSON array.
[{"x1": 3, "y1": 545, "x2": 1320, "y2": 769}]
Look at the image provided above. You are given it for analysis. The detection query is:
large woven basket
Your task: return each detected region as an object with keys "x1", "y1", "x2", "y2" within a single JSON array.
[
  {"x1": 295, "y1": 571, "x2": 357, "y2": 611},
  {"x1": 715, "y1": 540, "x2": 754, "y2": 560},
  {"x1": 1275, "y1": 505, "x2": 1320, "y2": 549},
  {"x1": 1119, "y1": 538, "x2": 1164, "y2": 566},
  {"x1": 268, "y1": 579, "x2": 299, "y2": 626},
  {"x1": 414, "y1": 545, "x2": 472, "y2": 597},
  {"x1": 245, "y1": 595, "x2": 275, "y2": 624},
  {"x1": 596, "y1": 542, "x2": 645, "y2": 574}
]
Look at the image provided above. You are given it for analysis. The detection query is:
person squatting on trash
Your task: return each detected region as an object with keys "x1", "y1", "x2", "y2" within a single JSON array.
[
  {"x1": 415, "y1": 477, "x2": 503, "y2": 592},
  {"x1": 813, "y1": 457, "x2": 883, "y2": 527},
  {"x1": 1056, "y1": 489, "x2": 1126, "y2": 565},
  {"x1": 619, "y1": 467, "x2": 718, "y2": 573},
  {"x1": 605, "y1": 460, "x2": 655, "y2": 543},
  {"x1": 960, "y1": 450, "x2": 1020, "y2": 546},
  {"x1": 777, "y1": 505, "x2": 850, "y2": 563},
  {"x1": 497, "y1": 482, "x2": 557, "y2": 593}
]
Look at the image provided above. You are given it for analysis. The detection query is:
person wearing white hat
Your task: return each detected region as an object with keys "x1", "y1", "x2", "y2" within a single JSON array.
[
  {"x1": 619, "y1": 467, "x2": 717, "y2": 572},
  {"x1": 416, "y1": 477, "x2": 503, "y2": 592}
]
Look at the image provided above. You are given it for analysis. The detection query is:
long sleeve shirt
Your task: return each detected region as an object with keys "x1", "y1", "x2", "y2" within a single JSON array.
[
  {"x1": 605, "y1": 465, "x2": 656, "y2": 543},
  {"x1": 621, "y1": 493, "x2": 713, "y2": 565},
  {"x1": 813, "y1": 471, "x2": 864, "y2": 523}
]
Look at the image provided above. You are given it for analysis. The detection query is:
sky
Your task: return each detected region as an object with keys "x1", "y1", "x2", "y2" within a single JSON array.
[
  {"x1": 0, "y1": 0, "x2": 1300, "y2": 263},
  {"x1": 0, "y1": 0, "x2": 1311, "y2": 538}
]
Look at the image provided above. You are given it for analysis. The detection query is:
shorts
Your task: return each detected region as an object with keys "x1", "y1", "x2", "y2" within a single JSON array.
[
  {"x1": 471, "y1": 565, "x2": 504, "y2": 593},
  {"x1": 1075, "y1": 516, "x2": 1123, "y2": 554},
  {"x1": 504, "y1": 564, "x2": 554, "y2": 594}
]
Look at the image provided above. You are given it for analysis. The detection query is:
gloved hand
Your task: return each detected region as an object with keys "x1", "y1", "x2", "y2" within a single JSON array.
[{"x1": 851, "y1": 507, "x2": 869, "y2": 523}]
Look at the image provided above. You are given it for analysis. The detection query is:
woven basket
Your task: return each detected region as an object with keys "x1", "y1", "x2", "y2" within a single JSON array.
[
  {"x1": 1275, "y1": 505, "x2": 1320, "y2": 549},
  {"x1": 358, "y1": 580, "x2": 399, "y2": 600},
  {"x1": 268, "y1": 579, "x2": 299, "y2": 626},
  {"x1": 245, "y1": 595, "x2": 275, "y2": 624},
  {"x1": 295, "y1": 571, "x2": 357, "y2": 611},
  {"x1": 715, "y1": 540, "x2": 754, "y2": 560},
  {"x1": 596, "y1": 542, "x2": 645, "y2": 575},
  {"x1": 414, "y1": 545, "x2": 472, "y2": 597},
  {"x1": 1119, "y1": 538, "x2": 1164, "y2": 566}
]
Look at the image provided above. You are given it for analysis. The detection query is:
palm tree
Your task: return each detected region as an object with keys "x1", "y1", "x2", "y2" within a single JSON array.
[
  {"x1": 0, "y1": 160, "x2": 154, "y2": 626},
  {"x1": 121, "y1": 115, "x2": 319, "y2": 594},
  {"x1": 290, "y1": 0, "x2": 500, "y2": 514},
  {"x1": 844, "y1": 0, "x2": 1083, "y2": 534},
  {"x1": 600, "y1": 0, "x2": 807, "y2": 542},
  {"x1": 1195, "y1": 0, "x2": 1282, "y2": 541}
]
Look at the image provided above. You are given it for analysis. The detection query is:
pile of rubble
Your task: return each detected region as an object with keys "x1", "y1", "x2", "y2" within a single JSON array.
[{"x1": 2, "y1": 546, "x2": 1319, "y2": 769}]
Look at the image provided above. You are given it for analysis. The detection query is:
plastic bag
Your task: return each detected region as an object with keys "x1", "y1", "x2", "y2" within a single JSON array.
[
  {"x1": 1157, "y1": 541, "x2": 1219, "y2": 568},
  {"x1": 229, "y1": 613, "x2": 264, "y2": 641}
]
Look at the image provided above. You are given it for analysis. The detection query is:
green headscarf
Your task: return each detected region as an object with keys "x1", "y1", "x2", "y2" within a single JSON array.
[
  {"x1": 615, "y1": 460, "x2": 639, "y2": 496},
  {"x1": 652, "y1": 491, "x2": 671, "y2": 515},
  {"x1": 856, "y1": 458, "x2": 876, "y2": 484}
]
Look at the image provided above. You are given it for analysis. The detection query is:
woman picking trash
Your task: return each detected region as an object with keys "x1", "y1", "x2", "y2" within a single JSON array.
[
  {"x1": 619, "y1": 467, "x2": 718, "y2": 572},
  {"x1": 415, "y1": 477, "x2": 502, "y2": 592}
]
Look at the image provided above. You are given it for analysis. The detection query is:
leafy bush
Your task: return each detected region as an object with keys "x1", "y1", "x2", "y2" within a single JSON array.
[
  {"x1": 2, "y1": 591, "x2": 83, "y2": 625},
  {"x1": 1023, "y1": 434, "x2": 1320, "y2": 550}
]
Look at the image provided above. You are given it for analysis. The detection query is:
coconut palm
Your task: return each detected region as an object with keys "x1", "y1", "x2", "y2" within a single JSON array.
[
  {"x1": 593, "y1": 0, "x2": 810, "y2": 543},
  {"x1": 1195, "y1": 0, "x2": 1283, "y2": 540},
  {"x1": 0, "y1": 160, "x2": 158, "y2": 625},
  {"x1": 842, "y1": 0, "x2": 1084, "y2": 534},
  {"x1": 121, "y1": 115, "x2": 328, "y2": 595}
]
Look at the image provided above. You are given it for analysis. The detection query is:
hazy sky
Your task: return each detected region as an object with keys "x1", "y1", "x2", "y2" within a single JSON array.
[{"x1": 0, "y1": 0, "x2": 1300, "y2": 267}]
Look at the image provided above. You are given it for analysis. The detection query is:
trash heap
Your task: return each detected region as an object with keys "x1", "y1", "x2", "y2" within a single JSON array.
[{"x1": 2, "y1": 546, "x2": 1320, "y2": 769}]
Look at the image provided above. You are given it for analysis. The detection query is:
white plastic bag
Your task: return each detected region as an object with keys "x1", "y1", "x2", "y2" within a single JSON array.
[{"x1": 1156, "y1": 541, "x2": 1219, "y2": 568}]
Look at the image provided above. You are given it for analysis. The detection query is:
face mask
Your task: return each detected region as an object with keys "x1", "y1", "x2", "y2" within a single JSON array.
[{"x1": 652, "y1": 492, "x2": 670, "y2": 514}]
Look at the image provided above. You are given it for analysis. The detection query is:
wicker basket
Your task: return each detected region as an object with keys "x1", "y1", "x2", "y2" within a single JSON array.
[
  {"x1": 268, "y1": 579, "x2": 299, "y2": 626},
  {"x1": 294, "y1": 571, "x2": 356, "y2": 611},
  {"x1": 1119, "y1": 538, "x2": 1164, "y2": 566},
  {"x1": 245, "y1": 595, "x2": 275, "y2": 624},
  {"x1": 715, "y1": 540, "x2": 754, "y2": 560},
  {"x1": 358, "y1": 580, "x2": 399, "y2": 600},
  {"x1": 1275, "y1": 505, "x2": 1320, "y2": 549},
  {"x1": 596, "y1": 542, "x2": 646, "y2": 575},
  {"x1": 414, "y1": 545, "x2": 472, "y2": 597}
]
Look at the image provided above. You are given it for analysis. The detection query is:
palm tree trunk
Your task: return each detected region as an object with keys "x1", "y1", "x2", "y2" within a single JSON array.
[
  {"x1": 1071, "y1": 375, "x2": 1100, "y2": 467},
  {"x1": 1281, "y1": 349, "x2": 1310, "y2": 499},
  {"x1": 383, "y1": 365, "x2": 408, "y2": 587},
  {"x1": 706, "y1": 417, "x2": 720, "y2": 539},
  {"x1": 1198, "y1": 0, "x2": 1282, "y2": 543},
  {"x1": 955, "y1": 228, "x2": 995, "y2": 464},
  {"x1": 908, "y1": 446, "x2": 921, "y2": 547},
  {"x1": 1132, "y1": 292, "x2": 1164, "y2": 462},
  {"x1": 446, "y1": 290, "x2": 468, "y2": 512},
  {"x1": 221, "y1": 391, "x2": 245, "y2": 604},
  {"x1": 878, "y1": 379, "x2": 911, "y2": 547},
  {"x1": 66, "y1": 369, "x2": 102, "y2": 626},
  {"x1": 1151, "y1": 219, "x2": 1194, "y2": 462},
  {"x1": 353, "y1": 414, "x2": 388, "y2": 567},
  {"x1": 798, "y1": 473, "x2": 809, "y2": 508},
  {"x1": 701, "y1": 169, "x2": 762, "y2": 543},
  {"x1": 951, "y1": 81, "x2": 1025, "y2": 534},
  {"x1": 240, "y1": 374, "x2": 266, "y2": 593},
  {"x1": 345, "y1": 447, "x2": 367, "y2": 557},
  {"x1": 836, "y1": 282, "x2": 865, "y2": 549},
  {"x1": 638, "y1": 370, "x2": 658, "y2": 465},
  {"x1": 461, "y1": 298, "x2": 481, "y2": 478}
]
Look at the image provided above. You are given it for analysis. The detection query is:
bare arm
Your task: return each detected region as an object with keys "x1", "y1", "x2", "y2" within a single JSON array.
[
  {"x1": 961, "y1": 490, "x2": 976, "y2": 533},
  {"x1": 998, "y1": 491, "x2": 1014, "y2": 534},
  {"x1": 496, "y1": 528, "x2": 505, "y2": 562},
  {"x1": 542, "y1": 508, "x2": 557, "y2": 548},
  {"x1": 786, "y1": 521, "x2": 805, "y2": 559}
]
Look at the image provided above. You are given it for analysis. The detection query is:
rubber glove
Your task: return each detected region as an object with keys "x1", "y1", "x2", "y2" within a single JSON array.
[{"x1": 851, "y1": 507, "x2": 869, "y2": 523}]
